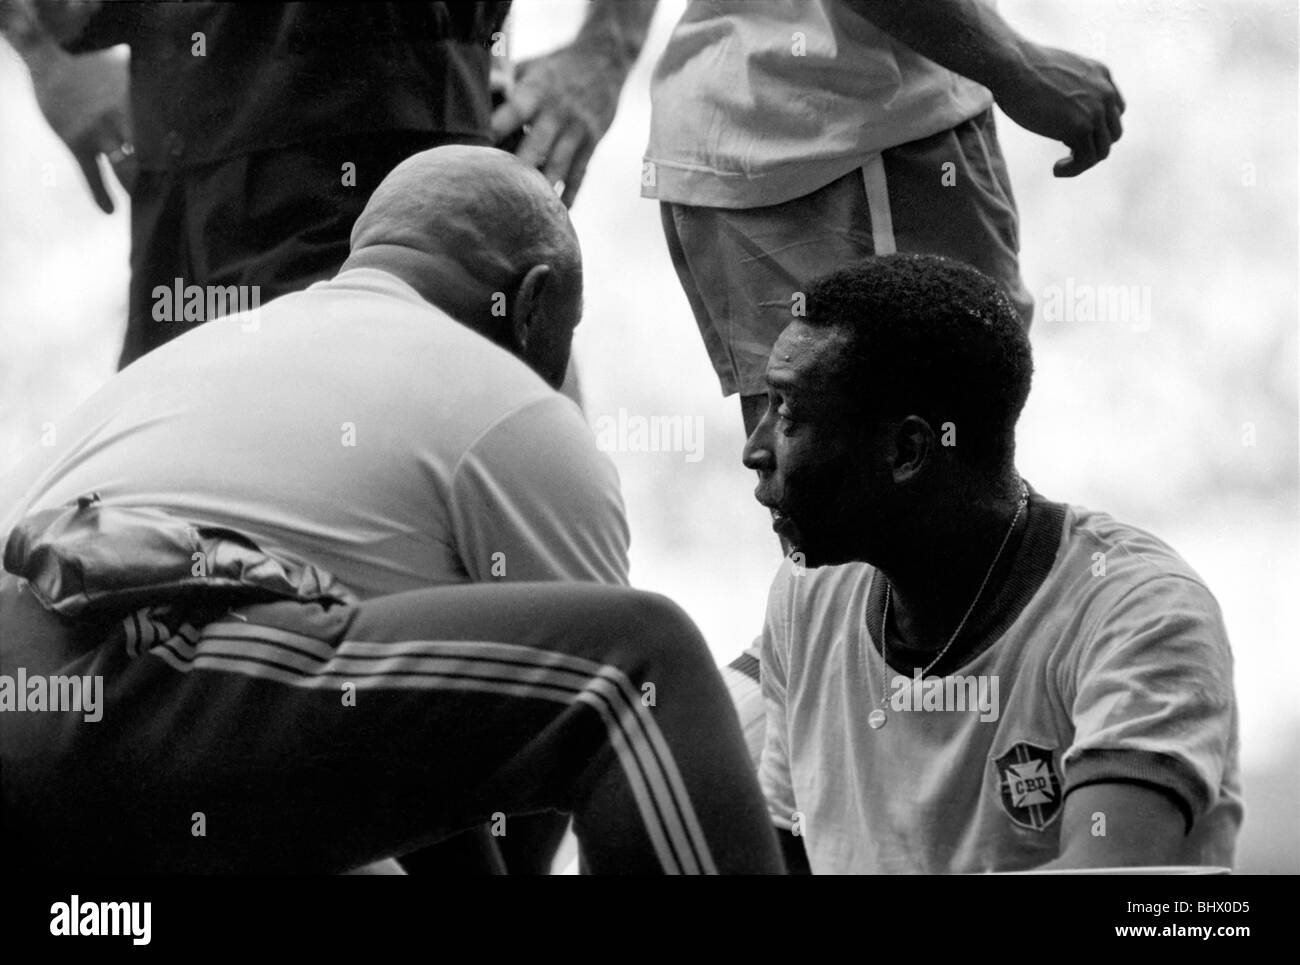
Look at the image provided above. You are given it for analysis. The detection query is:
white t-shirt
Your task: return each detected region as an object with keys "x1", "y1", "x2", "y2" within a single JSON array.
[
  {"x1": 759, "y1": 495, "x2": 1242, "y2": 873},
  {"x1": 643, "y1": 0, "x2": 993, "y2": 208},
  {"x1": 0, "y1": 268, "x2": 629, "y2": 597}
]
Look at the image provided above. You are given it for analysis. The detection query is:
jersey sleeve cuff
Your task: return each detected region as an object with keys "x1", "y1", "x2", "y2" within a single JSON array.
[{"x1": 1063, "y1": 748, "x2": 1206, "y2": 834}]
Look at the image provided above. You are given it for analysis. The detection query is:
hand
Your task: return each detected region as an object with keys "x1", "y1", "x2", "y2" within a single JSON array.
[
  {"x1": 491, "y1": 45, "x2": 628, "y2": 207},
  {"x1": 992, "y1": 43, "x2": 1126, "y2": 178},
  {"x1": 30, "y1": 48, "x2": 135, "y2": 212}
]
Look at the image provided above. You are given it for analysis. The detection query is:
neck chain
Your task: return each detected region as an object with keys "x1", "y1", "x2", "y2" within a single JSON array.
[{"x1": 867, "y1": 479, "x2": 1029, "y2": 731}]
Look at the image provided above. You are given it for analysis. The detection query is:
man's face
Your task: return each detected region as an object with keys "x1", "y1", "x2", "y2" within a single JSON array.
[{"x1": 742, "y1": 321, "x2": 890, "y2": 567}]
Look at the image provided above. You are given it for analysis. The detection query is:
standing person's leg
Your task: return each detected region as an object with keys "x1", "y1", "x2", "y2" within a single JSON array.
[
  {"x1": 0, "y1": 579, "x2": 783, "y2": 874},
  {"x1": 122, "y1": 167, "x2": 191, "y2": 369}
]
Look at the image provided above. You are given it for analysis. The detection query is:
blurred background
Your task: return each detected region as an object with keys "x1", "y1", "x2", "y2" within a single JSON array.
[{"x1": 1, "y1": 0, "x2": 1295, "y2": 872}]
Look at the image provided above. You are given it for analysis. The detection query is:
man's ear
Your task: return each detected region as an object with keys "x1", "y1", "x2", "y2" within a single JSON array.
[
  {"x1": 889, "y1": 415, "x2": 935, "y2": 484},
  {"x1": 510, "y1": 264, "x2": 552, "y2": 352}
]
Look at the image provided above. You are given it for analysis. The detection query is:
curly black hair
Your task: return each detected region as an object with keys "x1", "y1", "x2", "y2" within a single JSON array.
[{"x1": 803, "y1": 253, "x2": 1033, "y2": 470}]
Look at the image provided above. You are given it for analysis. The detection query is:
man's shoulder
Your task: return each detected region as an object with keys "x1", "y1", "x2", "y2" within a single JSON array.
[
  {"x1": 1060, "y1": 502, "x2": 1206, "y2": 583},
  {"x1": 1048, "y1": 501, "x2": 1220, "y2": 626}
]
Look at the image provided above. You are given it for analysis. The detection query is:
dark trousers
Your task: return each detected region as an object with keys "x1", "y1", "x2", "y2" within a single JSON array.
[{"x1": 122, "y1": 131, "x2": 477, "y2": 369}]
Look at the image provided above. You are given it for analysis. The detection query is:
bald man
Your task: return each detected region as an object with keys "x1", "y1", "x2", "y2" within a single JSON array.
[{"x1": 0, "y1": 147, "x2": 784, "y2": 874}]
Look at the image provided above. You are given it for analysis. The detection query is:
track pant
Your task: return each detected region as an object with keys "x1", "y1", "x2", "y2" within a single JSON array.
[{"x1": 0, "y1": 577, "x2": 783, "y2": 874}]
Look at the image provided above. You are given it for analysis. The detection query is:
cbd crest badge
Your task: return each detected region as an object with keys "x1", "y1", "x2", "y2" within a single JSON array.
[{"x1": 994, "y1": 742, "x2": 1063, "y2": 831}]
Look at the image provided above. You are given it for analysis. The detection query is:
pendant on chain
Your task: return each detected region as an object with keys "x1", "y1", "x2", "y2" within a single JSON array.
[{"x1": 867, "y1": 708, "x2": 887, "y2": 730}]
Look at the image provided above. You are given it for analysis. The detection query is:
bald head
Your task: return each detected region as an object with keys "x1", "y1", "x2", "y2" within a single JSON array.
[{"x1": 341, "y1": 146, "x2": 583, "y2": 387}]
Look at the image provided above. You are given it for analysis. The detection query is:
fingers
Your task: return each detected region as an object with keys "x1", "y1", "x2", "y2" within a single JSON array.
[
  {"x1": 1054, "y1": 132, "x2": 1097, "y2": 178},
  {"x1": 560, "y1": 141, "x2": 596, "y2": 208},
  {"x1": 490, "y1": 98, "x2": 529, "y2": 145},
  {"x1": 1105, "y1": 103, "x2": 1124, "y2": 145},
  {"x1": 1109, "y1": 70, "x2": 1127, "y2": 114},
  {"x1": 1078, "y1": 67, "x2": 1124, "y2": 171},
  {"x1": 545, "y1": 125, "x2": 587, "y2": 206},
  {"x1": 1102, "y1": 63, "x2": 1125, "y2": 142},
  {"x1": 492, "y1": 50, "x2": 616, "y2": 205},
  {"x1": 517, "y1": 116, "x2": 598, "y2": 207},
  {"x1": 500, "y1": 105, "x2": 597, "y2": 207},
  {"x1": 82, "y1": 120, "x2": 124, "y2": 212},
  {"x1": 1092, "y1": 122, "x2": 1113, "y2": 164},
  {"x1": 112, "y1": 153, "x2": 139, "y2": 196},
  {"x1": 81, "y1": 108, "x2": 138, "y2": 210},
  {"x1": 491, "y1": 68, "x2": 541, "y2": 145},
  {"x1": 515, "y1": 109, "x2": 564, "y2": 175},
  {"x1": 1055, "y1": 147, "x2": 1093, "y2": 178},
  {"x1": 75, "y1": 150, "x2": 114, "y2": 214},
  {"x1": 101, "y1": 135, "x2": 137, "y2": 195},
  {"x1": 1057, "y1": 92, "x2": 1119, "y2": 178},
  {"x1": 115, "y1": 104, "x2": 135, "y2": 155}
]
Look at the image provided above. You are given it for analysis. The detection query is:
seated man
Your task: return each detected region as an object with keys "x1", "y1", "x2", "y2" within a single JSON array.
[
  {"x1": 745, "y1": 254, "x2": 1240, "y2": 873},
  {"x1": 0, "y1": 146, "x2": 783, "y2": 874}
]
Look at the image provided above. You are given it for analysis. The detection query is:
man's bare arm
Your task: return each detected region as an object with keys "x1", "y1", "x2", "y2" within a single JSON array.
[
  {"x1": 842, "y1": 0, "x2": 1125, "y2": 177},
  {"x1": 1039, "y1": 782, "x2": 1186, "y2": 869}
]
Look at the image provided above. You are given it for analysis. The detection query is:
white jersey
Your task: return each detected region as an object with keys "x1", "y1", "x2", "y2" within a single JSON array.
[
  {"x1": 759, "y1": 494, "x2": 1241, "y2": 873},
  {"x1": 0, "y1": 268, "x2": 629, "y2": 598}
]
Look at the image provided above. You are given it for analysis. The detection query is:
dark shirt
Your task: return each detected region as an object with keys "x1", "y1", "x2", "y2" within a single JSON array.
[{"x1": 64, "y1": 1, "x2": 511, "y2": 170}]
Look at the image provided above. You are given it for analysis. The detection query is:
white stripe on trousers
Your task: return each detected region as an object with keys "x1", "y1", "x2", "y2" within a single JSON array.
[
  {"x1": 131, "y1": 615, "x2": 719, "y2": 875},
  {"x1": 862, "y1": 153, "x2": 897, "y2": 255}
]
